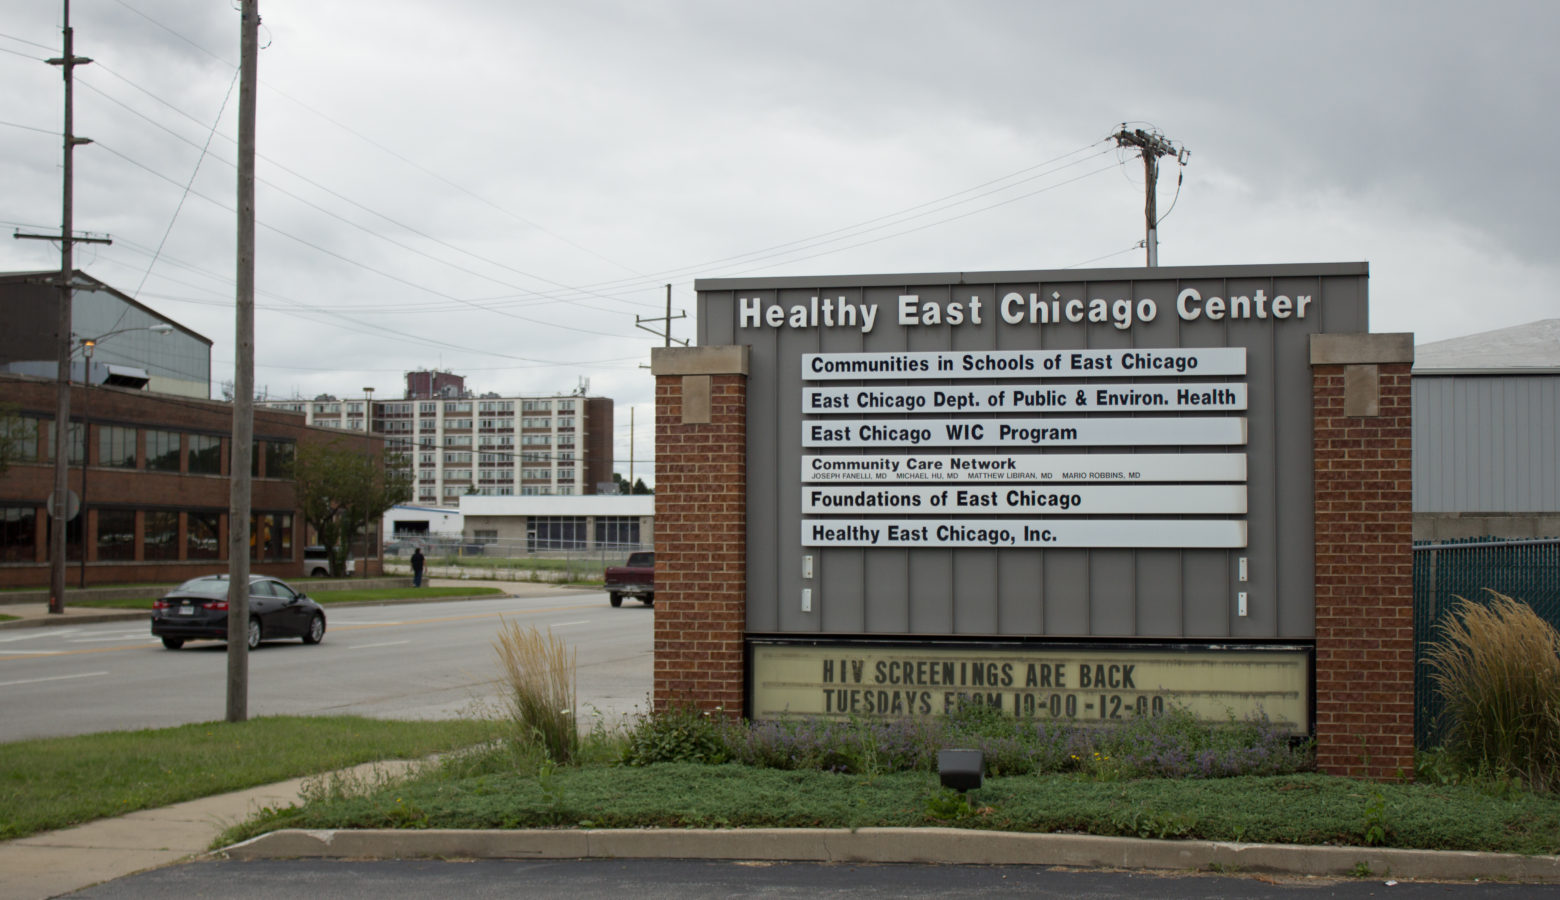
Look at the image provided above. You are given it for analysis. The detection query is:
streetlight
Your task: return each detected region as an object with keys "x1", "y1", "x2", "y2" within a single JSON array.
[
  {"x1": 66, "y1": 323, "x2": 175, "y2": 590},
  {"x1": 362, "y1": 386, "x2": 374, "y2": 578}
]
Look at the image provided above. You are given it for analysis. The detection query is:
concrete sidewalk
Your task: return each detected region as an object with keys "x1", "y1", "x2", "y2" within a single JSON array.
[{"x1": 0, "y1": 759, "x2": 420, "y2": 900}]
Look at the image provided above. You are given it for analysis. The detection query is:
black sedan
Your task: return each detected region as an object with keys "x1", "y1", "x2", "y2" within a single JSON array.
[{"x1": 151, "y1": 574, "x2": 327, "y2": 650}]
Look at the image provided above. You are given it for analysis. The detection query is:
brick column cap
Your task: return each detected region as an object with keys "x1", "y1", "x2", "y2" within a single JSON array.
[
  {"x1": 651, "y1": 345, "x2": 749, "y2": 376},
  {"x1": 1310, "y1": 333, "x2": 1414, "y2": 366}
]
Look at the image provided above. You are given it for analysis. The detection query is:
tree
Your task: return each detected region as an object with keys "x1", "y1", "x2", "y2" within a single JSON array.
[
  {"x1": 612, "y1": 472, "x2": 654, "y2": 495},
  {"x1": 293, "y1": 439, "x2": 412, "y2": 576}
]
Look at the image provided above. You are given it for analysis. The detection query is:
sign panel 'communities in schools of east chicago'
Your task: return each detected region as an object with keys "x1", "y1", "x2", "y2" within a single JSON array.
[{"x1": 799, "y1": 347, "x2": 1250, "y2": 550}]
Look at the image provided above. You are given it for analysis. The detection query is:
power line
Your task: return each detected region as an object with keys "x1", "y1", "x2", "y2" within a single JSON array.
[{"x1": 1112, "y1": 125, "x2": 1189, "y2": 267}]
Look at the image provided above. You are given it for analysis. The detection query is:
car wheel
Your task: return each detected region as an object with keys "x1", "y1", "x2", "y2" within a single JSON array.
[
  {"x1": 246, "y1": 617, "x2": 262, "y2": 651},
  {"x1": 302, "y1": 613, "x2": 326, "y2": 645},
  {"x1": 161, "y1": 637, "x2": 184, "y2": 650},
  {"x1": 609, "y1": 592, "x2": 623, "y2": 608},
  {"x1": 310, "y1": 567, "x2": 328, "y2": 577}
]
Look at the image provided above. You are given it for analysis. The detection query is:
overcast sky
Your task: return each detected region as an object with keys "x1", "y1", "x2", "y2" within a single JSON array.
[{"x1": 4, "y1": 1, "x2": 1557, "y2": 483}]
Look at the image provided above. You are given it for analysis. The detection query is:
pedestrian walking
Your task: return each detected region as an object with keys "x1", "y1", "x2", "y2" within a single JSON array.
[{"x1": 411, "y1": 547, "x2": 425, "y2": 587}]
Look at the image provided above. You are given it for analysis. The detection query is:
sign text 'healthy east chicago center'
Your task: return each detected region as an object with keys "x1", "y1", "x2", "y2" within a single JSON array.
[{"x1": 739, "y1": 289, "x2": 1313, "y2": 334}]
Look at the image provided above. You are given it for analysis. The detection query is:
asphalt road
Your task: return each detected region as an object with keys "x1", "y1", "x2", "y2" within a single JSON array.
[
  {"x1": 61, "y1": 858, "x2": 1553, "y2": 899},
  {"x1": 0, "y1": 588, "x2": 654, "y2": 741}
]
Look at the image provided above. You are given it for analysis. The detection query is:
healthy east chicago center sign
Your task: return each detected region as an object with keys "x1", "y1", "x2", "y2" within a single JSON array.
[{"x1": 696, "y1": 265, "x2": 1369, "y2": 733}]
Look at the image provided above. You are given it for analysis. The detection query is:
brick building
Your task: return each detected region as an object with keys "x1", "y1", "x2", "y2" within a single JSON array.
[{"x1": 0, "y1": 373, "x2": 384, "y2": 588}]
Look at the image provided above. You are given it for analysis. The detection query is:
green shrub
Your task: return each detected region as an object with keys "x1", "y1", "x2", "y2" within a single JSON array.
[
  {"x1": 621, "y1": 705, "x2": 730, "y2": 766},
  {"x1": 1426, "y1": 591, "x2": 1560, "y2": 792},
  {"x1": 492, "y1": 618, "x2": 578, "y2": 764}
]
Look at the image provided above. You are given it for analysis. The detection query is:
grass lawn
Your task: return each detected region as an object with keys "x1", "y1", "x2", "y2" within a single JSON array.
[
  {"x1": 218, "y1": 754, "x2": 1560, "y2": 856},
  {"x1": 0, "y1": 716, "x2": 507, "y2": 841},
  {"x1": 0, "y1": 614, "x2": 16, "y2": 623},
  {"x1": 64, "y1": 586, "x2": 506, "y2": 610}
]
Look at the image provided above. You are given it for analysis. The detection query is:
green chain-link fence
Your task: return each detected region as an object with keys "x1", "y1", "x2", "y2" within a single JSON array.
[{"x1": 1413, "y1": 536, "x2": 1560, "y2": 749}]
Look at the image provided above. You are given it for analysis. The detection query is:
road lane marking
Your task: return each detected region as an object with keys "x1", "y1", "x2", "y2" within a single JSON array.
[
  {"x1": 0, "y1": 670, "x2": 108, "y2": 687},
  {"x1": 0, "y1": 649, "x2": 65, "y2": 656},
  {"x1": 548, "y1": 620, "x2": 590, "y2": 628},
  {"x1": 69, "y1": 634, "x2": 151, "y2": 643},
  {"x1": 347, "y1": 640, "x2": 411, "y2": 650},
  {"x1": 0, "y1": 629, "x2": 83, "y2": 643}
]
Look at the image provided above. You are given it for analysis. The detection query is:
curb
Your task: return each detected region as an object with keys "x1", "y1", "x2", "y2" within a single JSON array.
[{"x1": 223, "y1": 827, "x2": 1560, "y2": 883}]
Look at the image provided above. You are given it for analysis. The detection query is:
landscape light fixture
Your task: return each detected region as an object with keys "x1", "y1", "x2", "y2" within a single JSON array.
[{"x1": 937, "y1": 748, "x2": 984, "y2": 794}]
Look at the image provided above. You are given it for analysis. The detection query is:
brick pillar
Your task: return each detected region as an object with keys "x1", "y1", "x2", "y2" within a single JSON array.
[
  {"x1": 649, "y1": 346, "x2": 749, "y2": 718},
  {"x1": 1310, "y1": 333, "x2": 1415, "y2": 780}
]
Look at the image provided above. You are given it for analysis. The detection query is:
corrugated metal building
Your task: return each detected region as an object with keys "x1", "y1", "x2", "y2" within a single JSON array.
[{"x1": 1412, "y1": 319, "x2": 1560, "y2": 540}]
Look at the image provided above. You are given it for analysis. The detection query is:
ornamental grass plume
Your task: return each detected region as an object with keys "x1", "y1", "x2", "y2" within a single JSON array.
[
  {"x1": 1426, "y1": 591, "x2": 1560, "y2": 792},
  {"x1": 492, "y1": 618, "x2": 578, "y2": 765}
]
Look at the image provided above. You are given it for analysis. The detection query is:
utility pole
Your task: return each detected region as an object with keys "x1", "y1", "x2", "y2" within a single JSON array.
[
  {"x1": 635, "y1": 284, "x2": 688, "y2": 348},
  {"x1": 1112, "y1": 126, "x2": 1189, "y2": 267},
  {"x1": 15, "y1": 0, "x2": 109, "y2": 614},
  {"x1": 227, "y1": 0, "x2": 259, "y2": 722}
]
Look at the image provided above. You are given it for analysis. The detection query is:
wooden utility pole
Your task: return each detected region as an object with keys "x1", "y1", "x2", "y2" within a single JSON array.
[
  {"x1": 1112, "y1": 127, "x2": 1188, "y2": 267},
  {"x1": 17, "y1": 1, "x2": 107, "y2": 614},
  {"x1": 635, "y1": 284, "x2": 687, "y2": 348},
  {"x1": 227, "y1": 0, "x2": 259, "y2": 722}
]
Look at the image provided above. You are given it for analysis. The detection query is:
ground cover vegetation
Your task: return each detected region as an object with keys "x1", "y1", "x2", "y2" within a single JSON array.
[
  {"x1": 0, "y1": 716, "x2": 507, "y2": 840},
  {"x1": 217, "y1": 619, "x2": 1560, "y2": 855}
]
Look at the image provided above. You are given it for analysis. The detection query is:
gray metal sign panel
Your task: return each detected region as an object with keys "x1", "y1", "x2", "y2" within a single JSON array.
[{"x1": 695, "y1": 263, "x2": 1369, "y2": 640}]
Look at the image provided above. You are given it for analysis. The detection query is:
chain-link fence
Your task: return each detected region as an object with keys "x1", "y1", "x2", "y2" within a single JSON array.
[
  {"x1": 1413, "y1": 536, "x2": 1560, "y2": 749},
  {"x1": 382, "y1": 536, "x2": 652, "y2": 584}
]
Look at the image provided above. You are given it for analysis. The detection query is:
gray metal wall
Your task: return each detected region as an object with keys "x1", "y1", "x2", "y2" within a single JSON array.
[
  {"x1": 697, "y1": 264, "x2": 1370, "y2": 641},
  {"x1": 1413, "y1": 374, "x2": 1560, "y2": 513}
]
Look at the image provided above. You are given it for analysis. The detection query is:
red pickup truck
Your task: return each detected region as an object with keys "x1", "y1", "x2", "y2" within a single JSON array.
[{"x1": 603, "y1": 551, "x2": 654, "y2": 608}]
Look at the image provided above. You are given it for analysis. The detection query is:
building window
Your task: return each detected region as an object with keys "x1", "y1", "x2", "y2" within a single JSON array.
[
  {"x1": 558, "y1": 399, "x2": 576, "y2": 412},
  {"x1": 3, "y1": 417, "x2": 41, "y2": 463},
  {"x1": 595, "y1": 516, "x2": 640, "y2": 549},
  {"x1": 188, "y1": 434, "x2": 222, "y2": 475},
  {"x1": 0, "y1": 506, "x2": 38, "y2": 562},
  {"x1": 187, "y1": 511, "x2": 220, "y2": 560},
  {"x1": 267, "y1": 440, "x2": 294, "y2": 478},
  {"x1": 252, "y1": 512, "x2": 293, "y2": 562},
  {"x1": 556, "y1": 485, "x2": 574, "y2": 495},
  {"x1": 557, "y1": 417, "x2": 576, "y2": 429},
  {"x1": 144, "y1": 510, "x2": 179, "y2": 561},
  {"x1": 444, "y1": 435, "x2": 472, "y2": 447},
  {"x1": 46, "y1": 421, "x2": 85, "y2": 465},
  {"x1": 444, "y1": 451, "x2": 472, "y2": 463},
  {"x1": 314, "y1": 402, "x2": 341, "y2": 415},
  {"x1": 147, "y1": 430, "x2": 181, "y2": 472},
  {"x1": 521, "y1": 434, "x2": 551, "y2": 446},
  {"x1": 46, "y1": 510, "x2": 83, "y2": 561},
  {"x1": 419, "y1": 402, "x2": 437, "y2": 416},
  {"x1": 529, "y1": 515, "x2": 584, "y2": 550},
  {"x1": 99, "y1": 425, "x2": 137, "y2": 468},
  {"x1": 444, "y1": 401, "x2": 471, "y2": 414},
  {"x1": 446, "y1": 418, "x2": 473, "y2": 429},
  {"x1": 522, "y1": 400, "x2": 552, "y2": 412},
  {"x1": 96, "y1": 509, "x2": 136, "y2": 561}
]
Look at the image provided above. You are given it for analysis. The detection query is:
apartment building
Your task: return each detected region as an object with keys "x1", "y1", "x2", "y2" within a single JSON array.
[{"x1": 260, "y1": 371, "x2": 614, "y2": 503}]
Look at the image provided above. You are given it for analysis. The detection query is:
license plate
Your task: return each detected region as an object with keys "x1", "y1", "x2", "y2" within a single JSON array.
[{"x1": 179, "y1": 605, "x2": 195, "y2": 615}]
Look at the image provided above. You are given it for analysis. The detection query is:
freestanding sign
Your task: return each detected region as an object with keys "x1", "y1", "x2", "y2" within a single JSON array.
[{"x1": 652, "y1": 263, "x2": 1415, "y2": 780}]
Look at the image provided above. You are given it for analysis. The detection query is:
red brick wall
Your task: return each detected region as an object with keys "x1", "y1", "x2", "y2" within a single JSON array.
[
  {"x1": 652, "y1": 373, "x2": 747, "y2": 717},
  {"x1": 0, "y1": 374, "x2": 384, "y2": 588},
  {"x1": 1312, "y1": 363, "x2": 1415, "y2": 779}
]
